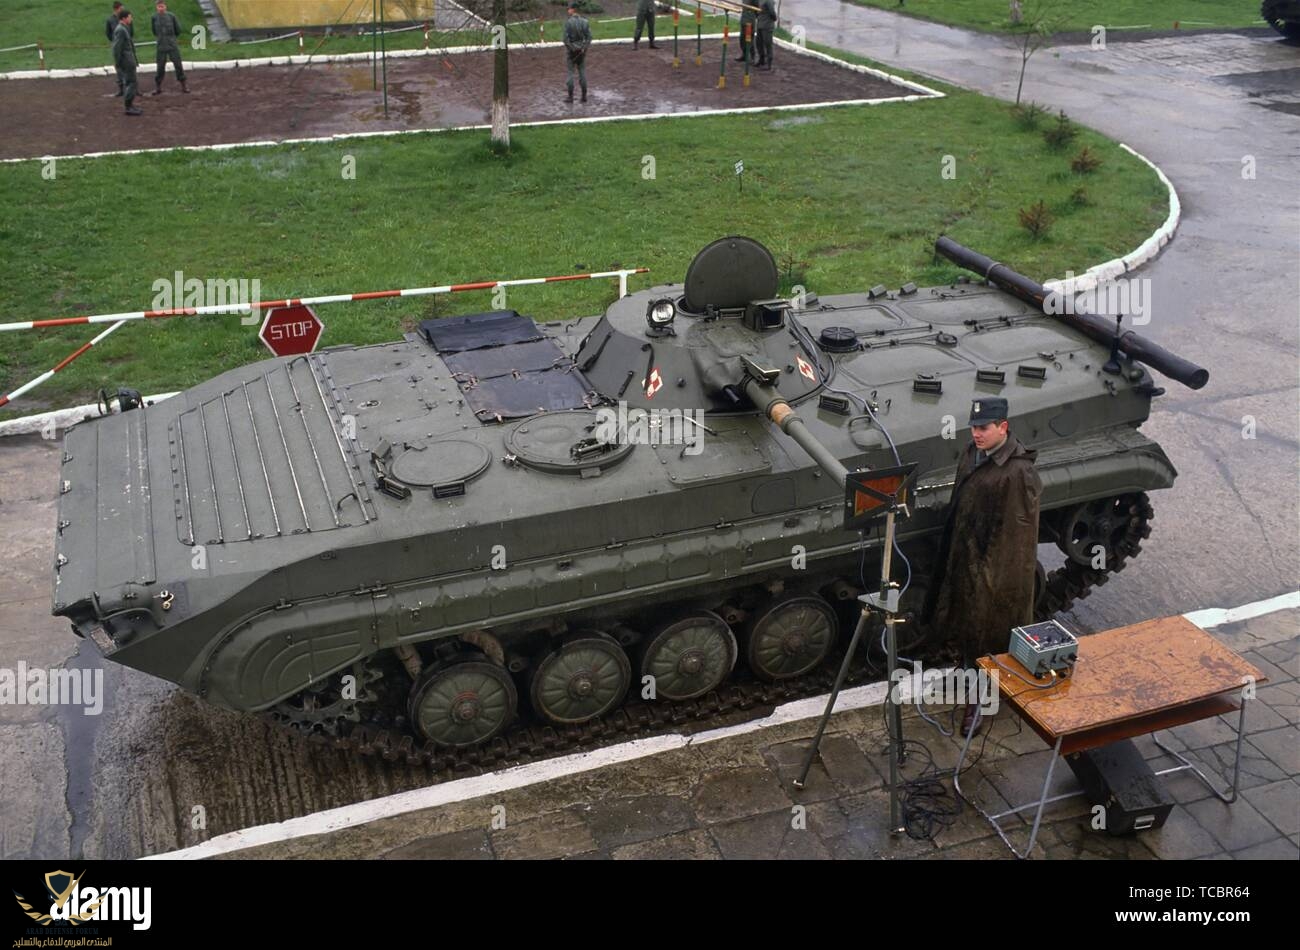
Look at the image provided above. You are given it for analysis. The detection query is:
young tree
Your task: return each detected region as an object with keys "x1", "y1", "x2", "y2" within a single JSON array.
[{"x1": 1014, "y1": 0, "x2": 1065, "y2": 106}]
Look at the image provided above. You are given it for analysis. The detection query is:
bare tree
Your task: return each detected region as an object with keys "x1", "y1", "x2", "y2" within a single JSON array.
[{"x1": 1014, "y1": 0, "x2": 1065, "y2": 106}]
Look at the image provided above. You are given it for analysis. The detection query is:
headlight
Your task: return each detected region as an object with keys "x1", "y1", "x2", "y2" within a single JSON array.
[{"x1": 646, "y1": 298, "x2": 676, "y2": 331}]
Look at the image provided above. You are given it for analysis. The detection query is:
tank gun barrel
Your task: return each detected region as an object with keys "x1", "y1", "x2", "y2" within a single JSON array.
[
  {"x1": 740, "y1": 358, "x2": 849, "y2": 486},
  {"x1": 934, "y1": 236, "x2": 1209, "y2": 390}
]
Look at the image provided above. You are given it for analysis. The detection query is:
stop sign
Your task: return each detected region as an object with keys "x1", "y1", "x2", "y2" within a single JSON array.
[{"x1": 259, "y1": 304, "x2": 324, "y2": 357}]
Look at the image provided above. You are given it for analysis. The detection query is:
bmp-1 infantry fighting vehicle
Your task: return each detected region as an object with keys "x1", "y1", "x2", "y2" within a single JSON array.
[
  {"x1": 1262, "y1": 0, "x2": 1300, "y2": 39},
  {"x1": 52, "y1": 237, "x2": 1208, "y2": 755}
]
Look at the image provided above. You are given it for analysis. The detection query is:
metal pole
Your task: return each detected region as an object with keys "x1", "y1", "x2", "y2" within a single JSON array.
[
  {"x1": 743, "y1": 22, "x2": 750, "y2": 86},
  {"x1": 718, "y1": 12, "x2": 728, "y2": 87},
  {"x1": 695, "y1": 6, "x2": 702, "y2": 65},
  {"x1": 372, "y1": 0, "x2": 378, "y2": 89},
  {"x1": 881, "y1": 506, "x2": 904, "y2": 834},
  {"x1": 380, "y1": 0, "x2": 388, "y2": 117},
  {"x1": 672, "y1": 6, "x2": 680, "y2": 67}
]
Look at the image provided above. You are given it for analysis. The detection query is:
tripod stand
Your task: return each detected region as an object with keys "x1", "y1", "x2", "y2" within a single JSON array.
[{"x1": 794, "y1": 463, "x2": 916, "y2": 835}]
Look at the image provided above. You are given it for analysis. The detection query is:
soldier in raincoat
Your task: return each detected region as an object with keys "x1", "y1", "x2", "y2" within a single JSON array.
[{"x1": 922, "y1": 397, "x2": 1041, "y2": 736}]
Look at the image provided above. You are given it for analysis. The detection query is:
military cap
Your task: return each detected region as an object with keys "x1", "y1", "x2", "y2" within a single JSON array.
[{"x1": 968, "y1": 397, "x2": 1008, "y2": 425}]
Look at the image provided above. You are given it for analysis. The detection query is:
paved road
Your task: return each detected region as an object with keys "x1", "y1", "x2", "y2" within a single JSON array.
[
  {"x1": 780, "y1": 2, "x2": 1300, "y2": 627},
  {"x1": 1, "y1": 7, "x2": 1296, "y2": 859}
]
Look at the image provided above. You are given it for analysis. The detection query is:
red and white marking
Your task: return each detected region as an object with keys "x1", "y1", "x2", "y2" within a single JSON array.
[
  {"x1": 644, "y1": 368, "x2": 664, "y2": 399},
  {"x1": 259, "y1": 305, "x2": 323, "y2": 357},
  {"x1": 0, "y1": 268, "x2": 649, "y2": 334},
  {"x1": 796, "y1": 353, "x2": 817, "y2": 382}
]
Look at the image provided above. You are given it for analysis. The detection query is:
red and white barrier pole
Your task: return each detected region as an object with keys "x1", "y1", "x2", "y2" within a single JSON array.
[
  {"x1": 38, "y1": 42, "x2": 46, "y2": 70},
  {"x1": 0, "y1": 321, "x2": 125, "y2": 409},
  {"x1": 298, "y1": 30, "x2": 305, "y2": 50},
  {"x1": 0, "y1": 268, "x2": 650, "y2": 333},
  {"x1": 424, "y1": 22, "x2": 430, "y2": 48}
]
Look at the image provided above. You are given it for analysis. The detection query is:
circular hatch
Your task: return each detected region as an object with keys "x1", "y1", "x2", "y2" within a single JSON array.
[
  {"x1": 504, "y1": 411, "x2": 635, "y2": 475},
  {"x1": 390, "y1": 439, "x2": 492, "y2": 488}
]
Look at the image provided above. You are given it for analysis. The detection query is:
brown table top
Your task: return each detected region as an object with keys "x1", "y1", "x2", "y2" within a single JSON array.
[{"x1": 978, "y1": 616, "x2": 1265, "y2": 752}]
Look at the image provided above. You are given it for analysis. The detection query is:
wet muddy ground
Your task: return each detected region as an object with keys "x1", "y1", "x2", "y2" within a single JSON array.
[{"x1": 0, "y1": 44, "x2": 911, "y2": 160}]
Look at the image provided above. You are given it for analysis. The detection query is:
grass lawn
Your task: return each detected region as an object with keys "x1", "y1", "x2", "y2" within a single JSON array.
[
  {"x1": 0, "y1": 48, "x2": 1169, "y2": 417},
  {"x1": 0, "y1": 0, "x2": 729, "y2": 71},
  {"x1": 847, "y1": 0, "x2": 1265, "y2": 34}
]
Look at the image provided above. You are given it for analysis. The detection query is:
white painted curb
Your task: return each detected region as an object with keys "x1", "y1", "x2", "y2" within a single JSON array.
[
  {"x1": 138, "y1": 591, "x2": 1298, "y2": 860},
  {"x1": 1042, "y1": 142, "x2": 1180, "y2": 296},
  {"x1": 0, "y1": 393, "x2": 177, "y2": 437},
  {"x1": 142, "y1": 679, "x2": 893, "y2": 860}
]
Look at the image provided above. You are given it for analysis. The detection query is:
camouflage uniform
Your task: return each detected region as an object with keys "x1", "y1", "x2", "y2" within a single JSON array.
[
  {"x1": 111, "y1": 19, "x2": 140, "y2": 112},
  {"x1": 755, "y1": 0, "x2": 775, "y2": 68},
  {"x1": 633, "y1": 0, "x2": 657, "y2": 49},
  {"x1": 563, "y1": 12, "x2": 591, "y2": 102},
  {"x1": 151, "y1": 9, "x2": 187, "y2": 93}
]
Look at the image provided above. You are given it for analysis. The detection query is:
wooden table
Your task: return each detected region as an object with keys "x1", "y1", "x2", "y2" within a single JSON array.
[{"x1": 953, "y1": 615, "x2": 1265, "y2": 858}]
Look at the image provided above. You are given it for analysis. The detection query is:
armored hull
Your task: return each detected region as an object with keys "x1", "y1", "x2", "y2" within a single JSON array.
[{"x1": 52, "y1": 237, "x2": 1199, "y2": 749}]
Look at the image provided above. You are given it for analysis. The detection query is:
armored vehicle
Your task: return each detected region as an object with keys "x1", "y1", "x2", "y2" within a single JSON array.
[
  {"x1": 52, "y1": 236, "x2": 1207, "y2": 753},
  {"x1": 1263, "y1": 0, "x2": 1300, "y2": 39}
]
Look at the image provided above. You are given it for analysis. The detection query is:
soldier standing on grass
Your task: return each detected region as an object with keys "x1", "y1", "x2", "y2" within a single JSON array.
[
  {"x1": 112, "y1": 9, "x2": 142, "y2": 115},
  {"x1": 106, "y1": 1, "x2": 131, "y2": 96},
  {"x1": 150, "y1": 1, "x2": 188, "y2": 95},
  {"x1": 633, "y1": 0, "x2": 659, "y2": 50},
  {"x1": 563, "y1": 1, "x2": 591, "y2": 104},
  {"x1": 755, "y1": 0, "x2": 776, "y2": 69}
]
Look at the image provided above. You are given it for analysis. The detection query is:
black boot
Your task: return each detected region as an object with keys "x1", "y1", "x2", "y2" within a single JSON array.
[
  {"x1": 566, "y1": 89, "x2": 574, "y2": 103},
  {"x1": 125, "y1": 106, "x2": 143, "y2": 116},
  {"x1": 648, "y1": 42, "x2": 659, "y2": 49},
  {"x1": 151, "y1": 81, "x2": 162, "y2": 96},
  {"x1": 180, "y1": 79, "x2": 189, "y2": 94},
  {"x1": 580, "y1": 88, "x2": 587, "y2": 102}
]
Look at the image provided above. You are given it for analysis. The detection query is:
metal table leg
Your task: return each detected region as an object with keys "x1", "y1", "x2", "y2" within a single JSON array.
[
  {"x1": 953, "y1": 718, "x2": 1070, "y2": 859},
  {"x1": 1152, "y1": 696, "x2": 1248, "y2": 804}
]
